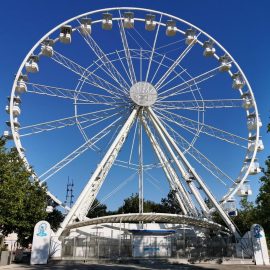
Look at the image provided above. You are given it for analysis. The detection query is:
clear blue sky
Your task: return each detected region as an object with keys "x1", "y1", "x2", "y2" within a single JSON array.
[{"x1": 0, "y1": 0, "x2": 269, "y2": 211}]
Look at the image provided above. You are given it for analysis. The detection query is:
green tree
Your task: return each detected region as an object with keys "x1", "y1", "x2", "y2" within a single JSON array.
[
  {"x1": 117, "y1": 193, "x2": 164, "y2": 214},
  {"x1": 45, "y1": 209, "x2": 64, "y2": 231},
  {"x1": 117, "y1": 193, "x2": 139, "y2": 213},
  {"x1": 0, "y1": 138, "x2": 48, "y2": 246},
  {"x1": 256, "y1": 155, "x2": 270, "y2": 243},
  {"x1": 160, "y1": 190, "x2": 182, "y2": 214},
  {"x1": 87, "y1": 199, "x2": 108, "y2": 218},
  {"x1": 233, "y1": 197, "x2": 257, "y2": 233}
]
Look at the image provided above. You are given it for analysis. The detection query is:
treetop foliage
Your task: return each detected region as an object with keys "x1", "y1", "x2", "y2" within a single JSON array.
[{"x1": 0, "y1": 137, "x2": 63, "y2": 246}]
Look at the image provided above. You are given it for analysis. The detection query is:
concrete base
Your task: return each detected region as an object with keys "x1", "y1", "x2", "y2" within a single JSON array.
[{"x1": 0, "y1": 251, "x2": 11, "y2": 266}]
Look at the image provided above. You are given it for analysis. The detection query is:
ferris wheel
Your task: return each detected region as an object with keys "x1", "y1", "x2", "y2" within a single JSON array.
[{"x1": 5, "y1": 7, "x2": 263, "y2": 236}]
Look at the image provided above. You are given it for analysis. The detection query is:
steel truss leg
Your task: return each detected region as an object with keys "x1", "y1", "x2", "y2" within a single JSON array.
[
  {"x1": 147, "y1": 109, "x2": 209, "y2": 215},
  {"x1": 148, "y1": 108, "x2": 239, "y2": 236},
  {"x1": 57, "y1": 107, "x2": 139, "y2": 236},
  {"x1": 138, "y1": 112, "x2": 144, "y2": 214},
  {"x1": 141, "y1": 115, "x2": 197, "y2": 216}
]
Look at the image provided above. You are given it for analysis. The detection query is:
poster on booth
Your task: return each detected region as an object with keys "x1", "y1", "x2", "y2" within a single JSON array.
[
  {"x1": 30, "y1": 221, "x2": 51, "y2": 265},
  {"x1": 250, "y1": 224, "x2": 269, "y2": 265}
]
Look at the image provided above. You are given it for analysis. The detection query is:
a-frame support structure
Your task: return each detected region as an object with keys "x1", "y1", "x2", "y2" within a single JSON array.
[{"x1": 57, "y1": 107, "x2": 239, "y2": 237}]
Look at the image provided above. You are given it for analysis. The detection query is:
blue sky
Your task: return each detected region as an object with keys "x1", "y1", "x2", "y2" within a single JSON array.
[{"x1": 0, "y1": 0, "x2": 269, "y2": 211}]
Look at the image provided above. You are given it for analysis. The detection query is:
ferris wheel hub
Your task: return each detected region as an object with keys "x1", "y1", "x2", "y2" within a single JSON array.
[{"x1": 130, "y1": 81, "x2": 157, "y2": 106}]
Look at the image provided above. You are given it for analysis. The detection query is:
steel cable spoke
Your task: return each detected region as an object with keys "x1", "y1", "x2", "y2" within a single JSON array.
[
  {"x1": 76, "y1": 24, "x2": 130, "y2": 93},
  {"x1": 155, "y1": 34, "x2": 200, "y2": 91},
  {"x1": 20, "y1": 107, "x2": 122, "y2": 137},
  {"x1": 118, "y1": 11, "x2": 137, "y2": 85},
  {"x1": 51, "y1": 49, "x2": 126, "y2": 99},
  {"x1": 159, "y1": 117, "x2": 235, "y2": 185},
  {"x1": 39, "y1": 115, "x2": 126, "y2": 182},
  {"x1": 154, "y1": 107, "x2": 247, "y2": 148},
  {"x1": 26, "y1": 82, "x2": 127, "y2": 106},
  {"x1": 155, "y1": 99, "x2": 242, "y2": 111}
]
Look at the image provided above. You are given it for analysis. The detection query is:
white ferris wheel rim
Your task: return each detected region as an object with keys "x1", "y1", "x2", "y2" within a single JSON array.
[{"x1": 9, "y1": 7, "x2": 260, "y2": 210}]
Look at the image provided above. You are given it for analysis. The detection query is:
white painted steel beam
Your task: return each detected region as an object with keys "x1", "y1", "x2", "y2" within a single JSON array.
[
  {"x1": 147, "y1": 108, "x2": 209, "y2": 215},
  {"x1": 142, "y1": 116, "x2": 193, "y2": 215}
]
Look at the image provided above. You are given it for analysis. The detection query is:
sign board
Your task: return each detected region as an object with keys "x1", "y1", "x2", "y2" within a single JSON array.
[
  {"x1": 250, "y1": 224, "x2": 269, "y2": 265},
  {"x1": 30, "y1": 221, "x2": 51, "y2": 265}
]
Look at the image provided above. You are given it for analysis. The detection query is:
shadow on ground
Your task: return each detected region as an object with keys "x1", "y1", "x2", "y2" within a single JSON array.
[{"x1": 3, "y1": 262, "x2": 270, "y2": 270}]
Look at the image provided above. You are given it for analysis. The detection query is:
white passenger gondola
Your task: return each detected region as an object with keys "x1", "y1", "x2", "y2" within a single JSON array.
[
  {"x1": 79, "y1": 18, "x2": 92, "y2": 36},
  {"x1": 218, "y1": 55, "x2": 231, "y2": 72},
  {"x1": 5, "y1": 105, "x2": 21, "y2": 117},
  {"x1": 3, "y1": 131, "x2": 13, "y2": 140},
  {"x1": 237, "y1": 180, "x2": 252, "y2": 197},
  {"x1": 232, "y1": 72, "x2": 245, "y2": 90},
  {"x1": 59, "y1": 25, "x2": 72, "y2": 44},
  {"x1": 6, "y1": 117, "x2": 20, "y2": 128},
  {"x1": 166, "y1": 20, "x2": 176, "y2": 36},
  {"x1": 224, "y1": 198, "x2": 237, "y2": 217},
  {"x1": 15, "y1": 74, "x2": 28, "y2": 94},
  {"x1": 145, "y1": 14, "x2": 156, "y2": 31},
  {"x1": 123, "y1": 12, "x2": 134, "y2": 29},
  {"x1": 203, "y1": 40, "x2": 216, "y2": 57},
  {"x1": 46, "y1": 206, "x2": 54, "y2": 213},
  {"x1": 25, "y1": 55, "x2": 39, "y2": 73},
  {"x1": 244, "y1": 158, "x2": 261, "y2": 175},
  {"x1": 8, "y1": 96, "x2": 21, "y2": 104},
  {"x1": 102, "y1": 13, "x2": 112, "y2": 30},
  {"x1": 248, "y1": 136, "x2": 264, "y2": 152},
  {"x1": 249, "y1": 161, "x2": 261, "y2": 175},
  {"x1": 241, "y1": 92, "x2": 253, "y2": 109},
  {"x1": 41, "y1": 39, "x2": 54, "y2": 57},
  {"x1": 185, "y1": 29, "x2": 197, "y2": 45},
  {"x1": 247, "y1": 113, "x2": 262, "y2": 130}
]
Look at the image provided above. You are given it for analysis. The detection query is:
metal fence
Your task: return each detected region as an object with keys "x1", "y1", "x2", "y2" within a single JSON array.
[{"x1": 52, "y1": 233, "x2": 253, "y2": 260}]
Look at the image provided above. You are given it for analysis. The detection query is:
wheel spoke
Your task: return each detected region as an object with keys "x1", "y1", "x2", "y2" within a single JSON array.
[
  {"x1": 150, "y1": 54, "x2": 166, "y2": 84},
  {"x1": 20, "y1": 107, "x2": 122, "y2": 137},
  {"x1": 80, "y1": 111, "x2": 122, "y2": 130},
  {"x1": 159, "y1": 117, "x2": 235, "y2": 185},
  {"x1": 76, "y1": 25, "x2": 130, "y2": 92},
  {"x1": 155, "y1": 34, "x2": 200, "y2": 91},
  {"x1": 118, "y1": 11, "x2": 137, "y2": 85},
  {"x1": 158, "y1": 64, "x2": 231, "y2": 101},
  {"x1": 39, "y1": 115, "x2": 125, "y2": 182},
  {"x1": 51, "y1": 50, "x2": 126, "y2": 99},
  {"x1": 153, "y1": 107, "x2": 248, "y2": 148},
  {"x1": 155, "y1": 38, "x2": 186, "y2": 51},
  {"x1": 116, "y1": 50, "x2": 133, "y2": 84},
  {"x1": 154, "y1": 110, "x2": 200, "y2": 137},
  {"x1": 26, "y1": 82, "x2": 126, "y2": 106},
  {"x1": 132, "y1": 26, "x2": 152, "y2": 49},
  {"x1": 156, "y1": 99, "x2": 242, "y2": 111},
  {"x1": 145, "y1": 15, "x2": 162, "y2": 82}
]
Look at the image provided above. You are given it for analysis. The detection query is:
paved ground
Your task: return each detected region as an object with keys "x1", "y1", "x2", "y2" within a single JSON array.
[{"x1": 1, "y1": 263, "x2": 270, "y2": 270}]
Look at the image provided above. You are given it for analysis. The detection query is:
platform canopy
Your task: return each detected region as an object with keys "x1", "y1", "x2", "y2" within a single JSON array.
[{"x1": 64, "y1": 213, "x2": 230, "y2": 234}]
